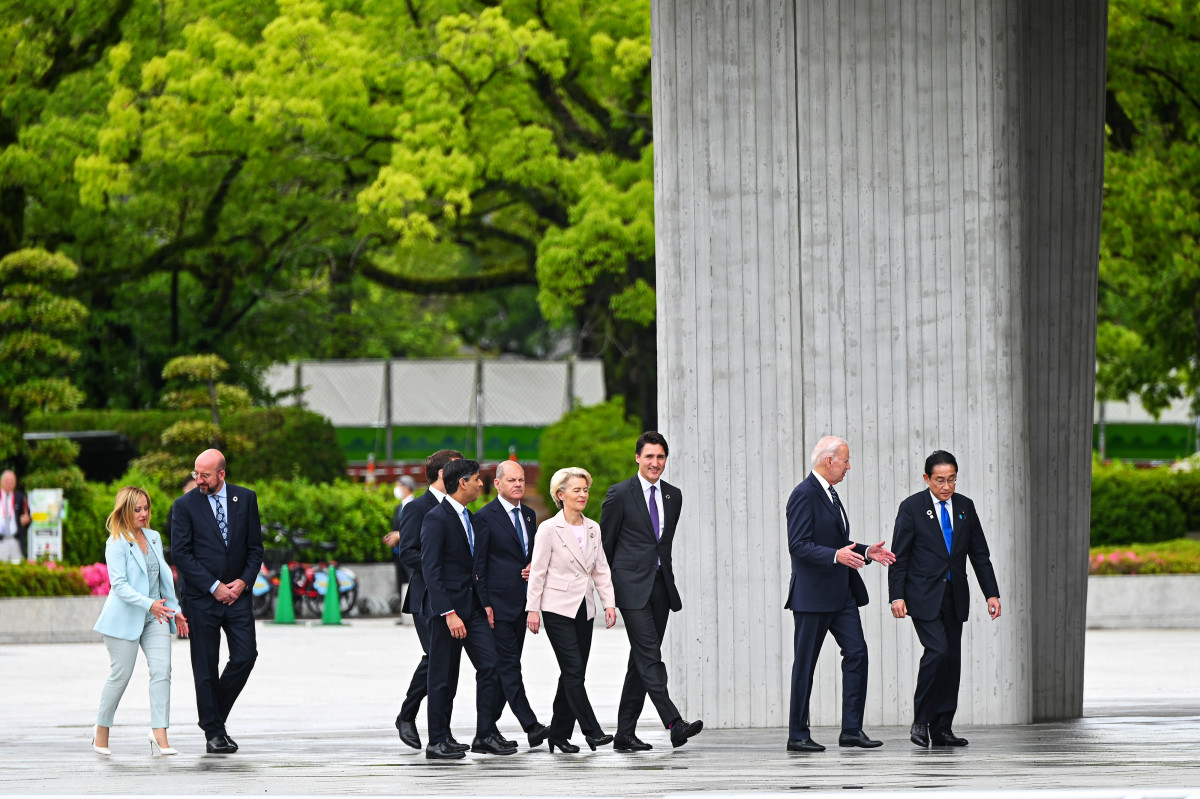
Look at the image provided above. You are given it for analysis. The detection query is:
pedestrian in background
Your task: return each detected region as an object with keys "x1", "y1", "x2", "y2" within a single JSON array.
[{"x1": 0, "y1": 469, "x2": 31, "y2": 562}]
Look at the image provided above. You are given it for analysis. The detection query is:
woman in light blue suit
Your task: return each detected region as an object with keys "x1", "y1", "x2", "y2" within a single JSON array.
[{"x1": 92, "y1": 487, "x2": 188, "y2": 756}]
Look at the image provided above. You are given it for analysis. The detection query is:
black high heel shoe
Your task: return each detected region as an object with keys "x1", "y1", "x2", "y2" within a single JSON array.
[
  {"x1": 585, "y1": 733, "x2": 613, "y2": 751},
  {"x1": 547, "y1": 737, "x2": 580, "y2": 753}
]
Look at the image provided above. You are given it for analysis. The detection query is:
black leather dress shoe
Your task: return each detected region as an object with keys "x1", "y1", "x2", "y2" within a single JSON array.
[
  {"x1": 495, "y1": 733, "x2": 518, "y2": 749},
  {"x1": 426, "y1": 741, "x2": 466, "y2": 760},
  {"x1": 614, "y1": 734, "x2": 652, "y2": 752},
  {"x1": 931, "y1": 728, "x2": 968, "y2": 746},
  {"x1": 526, "y1": 723, "x2": 551, "y2": 748},
  {"x1": 471, "y1": 734, "x2": 518, "y2": 755},
  {"x1": 669, "y1": 718, "x2": 704, "y2": 748},
  {"x1": 910, "y1": 723, "x2": 931, "y2": 748},
  {"x1": 206, "y1": 735, "x2": 237, "y2": 754},
  {"x1": 786, "y1": 737, "x2": 826, "y2": 752},
  {"x1": 224, "y1": 735, "x2": 239, "y2": 751},
  {"x1": 838, "y1": 729, "x2": 883, "y2": 748},
  {"x1": 584, "y1": 733, "x2": 613, "y2": 751},
  {"x1": 446, "y1": 737, "x2": 470, "y2": 753},
  {"x1": 396, "y1": 718, "x2": 422, "y2": 749}
]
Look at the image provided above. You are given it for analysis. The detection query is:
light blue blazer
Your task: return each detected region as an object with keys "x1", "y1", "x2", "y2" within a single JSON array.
[{"x1": 93, "y1": 528, "x2": 181, "y2": 639}]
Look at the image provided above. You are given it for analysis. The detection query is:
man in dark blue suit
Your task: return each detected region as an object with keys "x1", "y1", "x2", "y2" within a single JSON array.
[
  {"x1": 393, "y1": 449, "x2": 462, "y2": 750},
  {"x1": 170, "y1": 449, "x2": 263, "y2": 754},
  {"x1": 785, "y1": 436, "x2": 894, "y2": 752},
  {"x1": 420, "y1": 458, "x2": 513, "y2": 760},
  {"x1": 889, "y1": 450, "x2": 1001, "y2": 748},
  {"x1": 473, "y1": 461, "x2": 550, "y2": 747}
]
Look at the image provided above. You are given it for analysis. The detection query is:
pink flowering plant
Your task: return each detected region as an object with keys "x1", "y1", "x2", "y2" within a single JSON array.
[
  {"x1": 1089, "y1": 539, "x2": 1200, "y2": 575},
  {"x1": 79, "y1": 562, "x2": 110, "y2": 595}
]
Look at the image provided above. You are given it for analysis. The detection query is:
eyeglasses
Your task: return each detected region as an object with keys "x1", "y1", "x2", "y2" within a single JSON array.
[
  {"x1": 191, "y1": 471, "x2": 221, "y2": 480},
  {"x1": 931, "y1": 476, "x2": 957, "y2": 486}
]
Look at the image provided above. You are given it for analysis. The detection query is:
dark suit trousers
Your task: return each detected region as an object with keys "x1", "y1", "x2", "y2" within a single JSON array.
[
  {"x1": 490, "y1": 615, "x2": 538, "y2": 731},
  {"x1": 187, "y1": 596, "x2": 258, "y2": 737},
  {"x1": 788, "y1": 595, "x2": 868, "y2": 740},
  {"x1": 911, "y1": 583, "x2": 964, "y2": 729},
  {"x1": 398, "y1": 610, "x2": 459, "y2": 724},
  {"x1": 542, "y1": 602, "x2": 603, "y2": 738},
  {"x1": 617, "y1": 571, "x2": 681, "y2": 735},
  {"x1": 426, "y1": 606, "x2": 498, "y2": 743}
]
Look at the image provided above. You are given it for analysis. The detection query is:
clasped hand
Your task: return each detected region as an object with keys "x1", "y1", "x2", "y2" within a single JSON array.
[{"x1": 213, "y1": 579, "x2": 246, "y2": 605}]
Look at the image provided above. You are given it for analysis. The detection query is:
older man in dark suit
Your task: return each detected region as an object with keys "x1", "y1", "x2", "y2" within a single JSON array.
[
  {"x1": 785, "y1": 436, "x2": 894, "y2": 753},
  {"x1": 420, "y1": 458, "x2": 513, "y2": 760},
  {"x1": 600, "y1": 431, "x2": 702, "y2": 750},
  {"x1": 473, "y1": 461, "x2": 550, "y2": 747},
  {"x1": 170, "y1": 449, "x2": 263, "y2": 754},
  {"x1": 889, "y1": 450, "x2": 1001, "y2": 748}
]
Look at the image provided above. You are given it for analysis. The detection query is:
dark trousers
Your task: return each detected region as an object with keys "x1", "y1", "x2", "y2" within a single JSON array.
[
  {"x1": 187, "y1": 596, "x2": 258, "y2": 738},
  {"x1": 426, "y1": 605, "x2": 498, "y2": 744},
  {"x1": 542, "y1": 602, "x2": 602, "y2": 738},
  {"x1": 616, "y1": 571, "x2": 680, "y2": 735},
  {"x1": 787, "y1": 595, "x2": 868, "y2": 740},
  {"x1": 911, "y1": 583, "x2": 964, "y2": 730},
  {"x1": 398, "y1": 610, "x2": 459, "y2": 724},
  {"x1": 490, "y1": 614, "x2": 538, "y2": 731}
]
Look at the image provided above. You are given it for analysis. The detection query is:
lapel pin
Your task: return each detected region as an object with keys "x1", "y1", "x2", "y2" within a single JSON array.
[
  {"x1": 926, "y1": 510, "x2": 934, "y2": 519},
  {"x1": 665, "y1": 494, "x2": 671, "y2": 500},
  {"x1": 232, "y1": 496, "x2": 238, "y2": 503}
]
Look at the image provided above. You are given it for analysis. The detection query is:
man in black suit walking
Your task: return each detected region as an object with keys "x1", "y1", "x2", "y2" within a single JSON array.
[
  {"x1": 170, "y1": 449, "x2": 263, "y2": 754},
  {"x1": 420, "y1": 458, "x2": 513, "y2": 760},
  {"x1": 600, "y1": 431, "x2": 702, "y2": 750},
  {"x1": 889, "y1": 450, "x2": 1001, "y2": 748},
  {"x1": 393, "y1": 449, "x2": 462, "y2": 750},
  {"x1": 785, "y1": 436, "x2": 894, "y2": 753},
  {"x1": 473, "y1": 461, "x2": 550, "y2": 747}
]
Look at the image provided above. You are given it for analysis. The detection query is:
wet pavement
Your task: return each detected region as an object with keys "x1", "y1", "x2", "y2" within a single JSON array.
[{"x1": 1, "y1": 622, "x2": 1197, "y2": 797}]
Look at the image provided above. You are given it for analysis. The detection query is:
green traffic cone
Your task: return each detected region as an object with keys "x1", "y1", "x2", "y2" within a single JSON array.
[
  {"x1": 321, "y1": 562, "x2": 343, "y2": 625},
  {"x1": 274, "y1": 563, "x2": 296, "y2": 624}
]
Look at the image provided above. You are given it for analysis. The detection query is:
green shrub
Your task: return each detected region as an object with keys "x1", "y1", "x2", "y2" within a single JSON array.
[
  {"x1": 537, "y1": 398, "x2": 641, "y2": 521},
  {"x1": 255, "y1": 480, "x2": 394, "y2": 563},
  {"x1": 1090, "y1": 538, "x2": 1200, "y2": 574},
  {"x1": 1091, "y1": 463, "x2": 1186, "y2": 545},
  {"x1": 1161, "y1": 469, "x2": 1200, "y2": 532},
  {"x1": 29, "y1": 407, "x2": 345, "y2": 484},
  {"x1": 0, "y1": 562, "x2": 91, "y2": 597},
  {"x1": 59, "y1": 468, "x2": 176, "y2": 566}
]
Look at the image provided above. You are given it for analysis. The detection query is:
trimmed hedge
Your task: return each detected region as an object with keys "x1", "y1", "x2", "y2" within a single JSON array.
[
  {"x1": 0, "y1": 562, "x2": 91, "y2": 597},
  {"x1": 536, "y1": 398, "x2": 641, "y2": 521},
  {"x1": 29, "y1": 407, "x2": 346, "y2": 484},
  {"x1": 1091, "y1": 464, "x2": 1186, "y2": 546}
]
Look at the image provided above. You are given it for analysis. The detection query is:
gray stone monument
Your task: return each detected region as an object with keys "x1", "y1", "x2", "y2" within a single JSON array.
[{"x1": 653, "y1": 0, "x2": 1104, "y2": 727}]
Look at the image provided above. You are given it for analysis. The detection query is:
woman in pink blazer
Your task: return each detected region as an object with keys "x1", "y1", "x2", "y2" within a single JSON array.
[{"x1": 526, "y1": 467, "x2": 617, "y2": 753}]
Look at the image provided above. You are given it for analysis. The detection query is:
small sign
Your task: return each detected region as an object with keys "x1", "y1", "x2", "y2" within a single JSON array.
[{"x1": 28, "y1": 489, "x2": 64, "y2": 561}]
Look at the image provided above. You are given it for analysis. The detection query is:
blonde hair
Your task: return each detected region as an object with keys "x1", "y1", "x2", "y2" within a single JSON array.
[
  {"x1": 549, "y1": 467, "x2": 592, "y2": 509},
  {"x1": 106, "y1": 486, "x2": 151, "y2": 542}
]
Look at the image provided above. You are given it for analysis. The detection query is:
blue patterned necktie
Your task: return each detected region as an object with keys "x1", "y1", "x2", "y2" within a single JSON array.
[
  {"x1": 940, "y1": 500, "x2": 953, "y2": 580},
  {"x1": 511, "y1": 507, "x2": 527, "y2": 556},
  {"x1": 828, "y1": 486, "x2": 849, "y2": 534},
  {"x1": 214, "y1": 495, "x2": 228, "y2": 547},
  {"x1": 462, "y1": 508, "x2": 475, "y2": 555}
]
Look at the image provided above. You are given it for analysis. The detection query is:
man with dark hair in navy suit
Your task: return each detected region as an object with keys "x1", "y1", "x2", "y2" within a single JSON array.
[
  {"x1": 784, "y1": 436, "x2": 894, "y2": 753},
  {"x1": 170, "y1": 448, "x2": 263, "y2": 754},
  {"x1": 889, "y1": 449, "x2": 1001, "y2": 748},
  {"x1": 473, "y1": 460, "x2": 550, "y2": 748}
]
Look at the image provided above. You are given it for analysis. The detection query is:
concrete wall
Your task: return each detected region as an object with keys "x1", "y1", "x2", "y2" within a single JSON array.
[{"x1": 652, "y1": 0, "x2": 1104, "y2": 727}]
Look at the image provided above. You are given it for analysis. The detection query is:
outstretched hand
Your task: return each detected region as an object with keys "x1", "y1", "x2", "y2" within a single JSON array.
[{"x1": 866, "y1": 541, "x2": 896, "y2": 566}]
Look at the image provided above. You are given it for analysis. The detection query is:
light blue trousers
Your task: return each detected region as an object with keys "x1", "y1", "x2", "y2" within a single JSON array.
[{"x1": 96, "y1": 617, "x2": 172, "y2": 729}]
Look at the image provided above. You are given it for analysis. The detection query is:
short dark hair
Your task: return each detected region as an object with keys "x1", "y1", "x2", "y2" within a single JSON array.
[
  {"x1": 442, "y1": 458, "x2": 480, "y2": 495},
  {"x1": 924, "y1": 450, "x2": 958, "y2": 477},
  {"x1": 426, "y1": 449, "x2": 464, "y2": 482},
  {"x1": 636, "y1": 431, "x2": 669, "y2": 457}
]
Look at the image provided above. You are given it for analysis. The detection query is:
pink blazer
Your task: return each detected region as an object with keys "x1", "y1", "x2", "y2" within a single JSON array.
[{"x1": 525, "y1": 511, "x2": 615, "y2": 619}]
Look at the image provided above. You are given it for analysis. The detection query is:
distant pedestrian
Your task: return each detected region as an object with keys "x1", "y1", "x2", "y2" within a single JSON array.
[
  {"x1": 0, "y1": 470, "x2": 31, "y2": 562},
  {"x1": 383, "y1": 475, "x2": 416, "y2": 620}
]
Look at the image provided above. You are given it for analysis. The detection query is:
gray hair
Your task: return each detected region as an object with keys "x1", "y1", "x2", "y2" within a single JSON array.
[
  {"x1": 810, "y1": 436, "x2": 848, "y2": 468},
  {"x1": 549, "y1": 467, "x2": 592, "y2": 509},
  {"x1": 398, "y1": 475, "x2": 416, "y2": 490}
]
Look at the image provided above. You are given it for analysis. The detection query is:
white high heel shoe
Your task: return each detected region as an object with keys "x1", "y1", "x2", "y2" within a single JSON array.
[
  {"x1": 148, "y1": 730, "x2": 178, "y2": 756},
  {"x1": 91, "y1": 725, "x2": 111, "y2": 755}
]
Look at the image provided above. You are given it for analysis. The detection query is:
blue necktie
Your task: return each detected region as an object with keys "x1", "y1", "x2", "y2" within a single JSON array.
[
  {"x1": 462, "y1": 509, "x2": 475, "y2": 556},
  {"x1": 511, "y1": 507, "x2": 527, "y2": 556},
  {"x1": 214, "y1": 496, "x2": 228, "y2": 547},
  {"x1": 829, "y1": 486, "x2": 848, "y2": 535},
  {"x1": 940, "y1": 500, "x2": 953, "y2": 580}
]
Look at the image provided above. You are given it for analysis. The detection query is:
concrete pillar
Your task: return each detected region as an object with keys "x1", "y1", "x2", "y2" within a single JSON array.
[{"x1": 653, "y1": 0, "x2": 1104, "y2": 727}]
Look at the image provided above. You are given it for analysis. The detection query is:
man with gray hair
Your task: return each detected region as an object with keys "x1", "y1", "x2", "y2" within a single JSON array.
[
  {"x1": 0, "y1": 470, "x2": 30, "y2": 562},
  {"x1": 384, "y1": 474, "x2": 418, "y2": 621},
  {"x1": 784, "y1": 436, "x2": 895, "y2": 752}
]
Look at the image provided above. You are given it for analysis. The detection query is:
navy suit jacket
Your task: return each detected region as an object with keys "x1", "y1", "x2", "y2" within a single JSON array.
[
  {"x1": 784, "y1": 472, "x2": 870, "y2": 613},
  {"x1": 397, "y1": 489, "x2": 440, "y2": 614},
  {"x1": 473, "y1": 497, "x2": 536, "y2": 623},
  {"x1": 170, "y1": 484, "x2": 263, "y2": 610},
  {"x1": 420, "y1": 499, "x2": 490, "y2": 619},
  {"x1": 888, "y1": 490, "x2": 1000, "y2": 622},
  {"x1": 600, "y1": 475, "x2": 683, "y2": 611}
]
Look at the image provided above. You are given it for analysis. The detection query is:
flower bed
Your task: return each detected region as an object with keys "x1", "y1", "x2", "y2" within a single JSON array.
[{"x1": 1089, "y1": 538, "x2": 1200, "y2": 575}]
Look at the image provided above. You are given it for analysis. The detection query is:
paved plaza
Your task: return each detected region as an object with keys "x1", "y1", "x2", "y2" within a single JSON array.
[{"x1": 1, "y1": 620, "x2": 1197, "y2": 797}]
